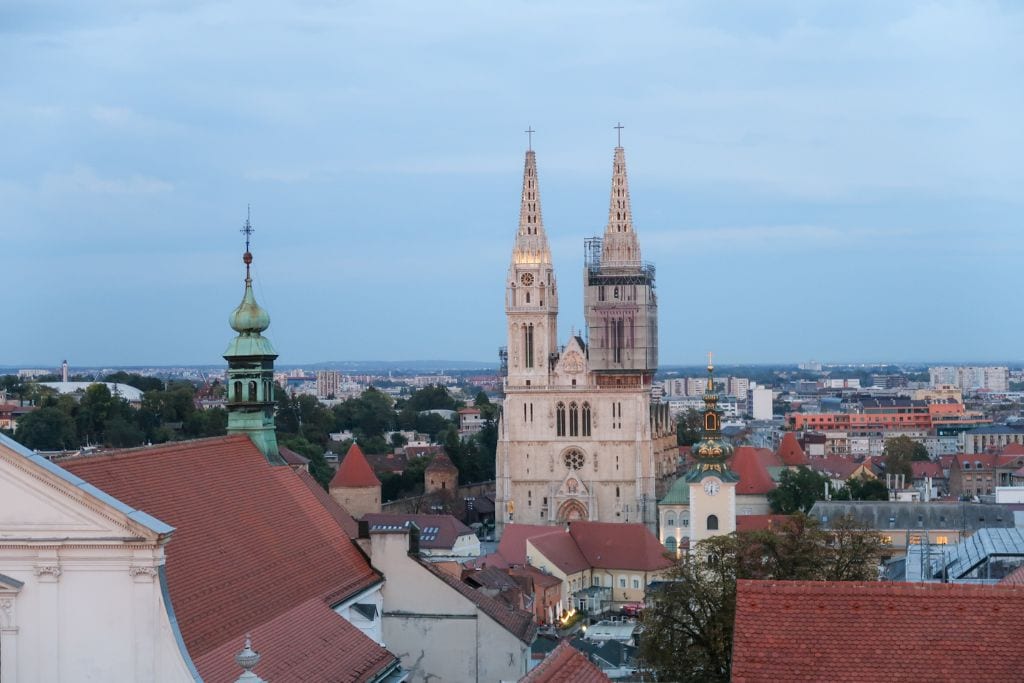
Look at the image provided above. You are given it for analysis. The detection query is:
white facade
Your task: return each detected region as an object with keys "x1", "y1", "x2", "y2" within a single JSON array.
[
  {"x1": 0, "y1": 434, "x2": 196, "y2": 682},
  {"x1": 496, "y1": 148, "x2": 676, "y2": 537},
  {"x1": 930, "y1": 366, "x2": 1009, "y2": 392},
  {"x1": 749, "y1": 386, "x2": 773, "y2": 421}
]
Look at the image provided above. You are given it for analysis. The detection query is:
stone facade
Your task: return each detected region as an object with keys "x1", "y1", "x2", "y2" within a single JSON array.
[{"x1": 496, "y1": 147, "x2": 676, "y2": 538}]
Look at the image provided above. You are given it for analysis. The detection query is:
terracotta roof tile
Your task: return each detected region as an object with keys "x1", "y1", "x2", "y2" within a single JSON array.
[
  {"x1": 425, "y1": 452, "x2": 459, "y2": 473},
  {"x1": 296, "y1": 468, "x2": 360, "y2": 539},
  {"x1": 530, "y1": 531, "x2": 590, "y2": 575},
  {"x1": 776, "y1": 432, "x2": 808, "y2": 466},
  {"x1": 733, "y1": 580, "x2": 1024, "y2": 682},
  {"x1": 520, "y1": 639, "x2": 610, "y2": 682},
  {"x1": 195, "y1": 597, "x2": 395, "y2": 683},
  {"x1": 496, "y1": 524, "x2": 560, "y2": 566},
  {"x1": 330, "y1": 443, "x2": 381, "y2": 488},
  {"x1": 730, "y1": 447, "x2": 777, "y2": 495},
  {"x1": 362, "y1": 512, "x2": 474, "y2": 550},
  {"x1": 735, "y1": 514, "x2": 791, "y2": 533},
  {"x1": 568, "y1": 521, "x2": 673, "y2": 572},
  {"x1": 910, "y1": 460, "x2": 943, "y2": 478},
  {"x1": 60, "y1": 435, "x2": 388, "y2": 680},
  {"x1": 417, "y1": 559, "x2": 537, "y2": 644}
]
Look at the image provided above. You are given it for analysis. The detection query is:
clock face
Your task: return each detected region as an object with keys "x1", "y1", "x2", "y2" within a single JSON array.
[
  {"x1": 520, "y1": 272, "x2": 535, "y2": 286},
  {"x1": 704, "y1": 480, "x2": 721, "y2": 496}
]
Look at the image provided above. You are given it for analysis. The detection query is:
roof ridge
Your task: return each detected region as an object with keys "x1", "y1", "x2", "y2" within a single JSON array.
[{"x1": 53, "y1": 434, "x2": 248, "y2": 463}]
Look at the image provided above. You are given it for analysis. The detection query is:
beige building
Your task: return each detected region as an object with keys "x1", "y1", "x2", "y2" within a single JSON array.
[
  {"x1": 496, "y1": 145, "x2": 676, "y2": 538},
  {"x1": 366, "y1": 524, "x2": 534, "y2": 682}
]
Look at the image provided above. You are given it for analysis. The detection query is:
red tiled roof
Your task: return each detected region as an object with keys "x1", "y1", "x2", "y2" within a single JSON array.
[
  {"x1": 279, "y1": 445, "x2": 310, "y2": 467},
  {"x1": 1000, "y1": 443, "x2": 1024, "y2": 456},
  {"x1": 952, "y1": 453, "x2": 1024, "y2": 470},
  {"x1": 736, "y1": 515, "x2": 791, "y2": 533},
  {"x1": 296, "y1": 468, "x2": 360, "y2": 539},
  {"x1": 910, "y1": 460, "x2": 943, "y2": 479},
  {"x1": 530, "y1": 531, "x2": 590, "y2": 575},
  {"x1": 331, "y1": 443, "x2": 381, "y2": 488},
  {"x1": 732, "y1": 580, "x2": 1024, "y2": 683},
  {"x1": 519, "y1": 639, "x2": 610, "y2": 682},
  {"x1": 1000, "y1": 565, "x2": 1024, "y2": 585},
  {"x1": 510, "y1": 564, "x2": 563, "y2": 589},
  {"x1": 195, "y1": 597, "x2": 395, "y2": 683},
  {"x1": 496, "y1": 524, "x2": 559, "y2": 566},
  {"x1": 61, "y1": 436, "x2": 389, "y2": 680},
  {"x1": 753, "y1": 447, "x2": 783, "y2": 469},
  {"x1": 417, "y1": 559, "x2": 537, "y2": 644},
  {"x1": 362, "y1": 512, "x2": 474, "y2": 550},
  {"x1": 776, "y1": 432, "x2": 808, "y2": 466},
  {"x1": 806, "y1": 455, "x2": 862, "y2": 479},
  {"x1": 425, "y1": 452, "x2": 459, "y2": 473},
  {"x1": 730, "y1": 447, "x2": 777, "y2": 495},
  {"x1": 568, "y1": 521, "x2": 673, "y2": 572}
]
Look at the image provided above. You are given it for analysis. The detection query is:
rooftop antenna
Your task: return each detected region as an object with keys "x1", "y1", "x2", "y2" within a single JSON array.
[
  {"x1": 525, "y1": 125, "x2": 535, "y2": 151},
  {"x1": 614, "y1": 122, "x2": 624, "y2": 147}
]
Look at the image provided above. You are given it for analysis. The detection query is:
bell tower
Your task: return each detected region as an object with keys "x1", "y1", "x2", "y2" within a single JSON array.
[
  {"x1": 224, "y1": 212, "x2": 284, "y2": 465},
  {"x1": 583, "y1": 138, "x2": 658, "y2": 379},
  {"x1": 505, "y1": 145, "x2": 558, "y2": 388}
]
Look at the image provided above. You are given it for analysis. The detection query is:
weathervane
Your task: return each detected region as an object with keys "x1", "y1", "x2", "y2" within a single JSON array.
[
  {"x1": 525, "y1": 126, "x2": 535, "y2": 151},
  {"x1": 241, "y1": 204, "x2": 254, "y2": 253},
  {"x1": 614, "y1": 122, "x2": 624, "y2": 147}
]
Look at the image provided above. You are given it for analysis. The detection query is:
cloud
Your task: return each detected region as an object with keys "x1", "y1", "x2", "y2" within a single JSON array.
[{"x1": 40, "y1": 166, "x2": 173, "y2": 196}]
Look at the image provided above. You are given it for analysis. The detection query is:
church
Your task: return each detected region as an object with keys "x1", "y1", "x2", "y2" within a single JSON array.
[{"x1": 495, "y1": 141, "x2": 677, "y2": 538}]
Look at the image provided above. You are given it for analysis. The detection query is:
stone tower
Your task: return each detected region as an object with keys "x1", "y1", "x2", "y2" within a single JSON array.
[
  {"x1": 425, "y1": 453, "x2": 459, "y2": 494},
  {"x1": 686, "y1": 355, "x2": 739, "y2": 545},
  {"x1": 504, "y1": 149, "x2": 559, "y2": 388},
  {"x1": 583, "y1": 145, "x2": 658, "y2": 374},
  {"x1": 223, "y1": 214, "x2": 284, "y2": 464},
  {"x1": 329, "y1": 442, "x2": 381, "y2": 518},
  {"x1": 495, "y1": 141, "x2": 677, "y2": 539}
]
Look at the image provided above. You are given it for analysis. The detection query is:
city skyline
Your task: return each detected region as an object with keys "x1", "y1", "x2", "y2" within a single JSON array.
[{"x1": 3, "y1": 2, "x2": 1022, "y2": 366}]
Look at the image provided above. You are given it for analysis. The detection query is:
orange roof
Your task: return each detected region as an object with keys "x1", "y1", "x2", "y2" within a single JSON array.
[
  {"x1": 1001, "y1": 443, "x2": 1024, "y2": 456},
  {"x1": 776, "y1": 432, "x2": 808, "y2": 466},
  {"x1": 529, "y1": 522, "x2": 672, "y2": 574},
  {"x1": 730, "y1": 447, "x2": 777, "y2": 495},
  {"x1": 330, "y1": 443, "x2": 381, "y2": 489},
  {"x1": 520, "y1": 640, "x2": 611, "y2": 682},
  {"x1": 733, "y1": 580, "x2": 1024, "y2": 683},
  {"x1": 61, "y1": 435, "x2": 391, "y2": 681},
  {"x1": 494, "y1": 524, "x2": 557, "y2": 566},
  {"x1": 910, "y1": 460, "x2": 943, "y2": 479}
]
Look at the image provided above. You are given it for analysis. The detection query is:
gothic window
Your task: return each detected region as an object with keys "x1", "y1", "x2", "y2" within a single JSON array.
[
  {"x1": 556, "y1": 402, "x2": 566, "y2": 436},
  {"x1": 667, "y1": 514, "x2": 675, "y2": 527},
  {"x1": 563, "y1": 449, "x2": 585, "y2": 470},
  {"x1": 615, "y1": 486, "x2": 620, "y2": 498},
  {"x1": 526, "y1": 292, "x2": 530, "y2": 304},
  {"x1": 614, "y1": 319, "x2": 625, "y2": 362},
  {"x1": 523, "y1": 403, "x2": 527, "y2": 422},
  {"x1": 569, "y1": 402, "x2": 579, "y2": 436},
  {"x1": 248, "y1": 381, "x2": 258, "y2": 402},
  {"x1": 525, "y1": 324, "x2": 535, "y2": 368},
  {"x1": 707, "y1": 514, "x2": 719, "y2": 531},
  {"x1": 233, "y1": 381, "x2": 242, "y2": 402},
  {"x1": 614, "y1": 286, "x2": 620, "y2": 299},
  {"x1": 582, "y1": 402, "x2": 592, "y2": 436}
]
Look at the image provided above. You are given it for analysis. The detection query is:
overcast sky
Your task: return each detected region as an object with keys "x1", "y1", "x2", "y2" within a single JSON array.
[{"x1": 2, "y1": 1, "x2": 1022, "y2": 367}]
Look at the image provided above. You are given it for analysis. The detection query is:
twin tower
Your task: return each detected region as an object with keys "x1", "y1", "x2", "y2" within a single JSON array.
[{"x1": 495, "y1": 144, "x2": 677, "y2": 538}]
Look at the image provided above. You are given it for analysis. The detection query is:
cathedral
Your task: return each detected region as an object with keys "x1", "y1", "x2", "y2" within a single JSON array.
[{"x1": 495, "y1": 142, "x2": 677, "y2": 538}]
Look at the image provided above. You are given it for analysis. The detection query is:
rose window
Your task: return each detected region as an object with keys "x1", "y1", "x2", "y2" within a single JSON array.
[{"x1": 563, "y1": 449, "x2": 585, "y2": 470}]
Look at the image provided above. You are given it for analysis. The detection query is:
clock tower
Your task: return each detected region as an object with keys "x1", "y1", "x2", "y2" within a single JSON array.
[{"x1": 686, "y1": 355, "x2": 738, "y2": 545}]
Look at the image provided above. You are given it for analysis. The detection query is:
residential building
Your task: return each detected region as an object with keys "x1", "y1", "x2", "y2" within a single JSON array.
[
  {"x1": 458, "y1": 407, "x2": 486, "y2": 436},
  {"x1": 749, "y1": 385, "x2": 772, "y2": 420},
  {"x1": 315, "y1": 370, "x2": 342, "y2": 399},
  {"x1": 363, "y1": 513, "x2": 481, "y2": 558},
  {"x1": 732, "y1": 580, "x2": 1024, "y2": 683},
  {"x1": 930, "y1": 365, "x2": 1010, "y2": 392},
  {"x1": 948, "y1": 452, "x2": 1024, "y2": 497},
  {"x1": 496, "y1": 145, "x2": 676, "y2": 537},
  {"x1": 961, "y1": 424, "x2": 1024, "y2": 454}
]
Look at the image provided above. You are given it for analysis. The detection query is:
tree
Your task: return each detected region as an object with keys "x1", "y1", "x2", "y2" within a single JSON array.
[
  {"x1": 677, "y1": 409, "x2": 703, "y2": 447},
  {"x1": 281, "y1": 436, "x2": 334, "y2": 489},
  {"x1": 14, "y1": 407, "x2": 78, "y2": 451},
  {"x1": 639, "y1": 515, "x2": 883, "y2": 681},
  {"x1": 883, "y1": 435, "x2": 928, "y2": 481},
  {"x1": 846, "y1": 476, "x2": 889, "y2": 501},
  {"x1": 767, "y1": 466, "x2": 828, "y2": 514}
]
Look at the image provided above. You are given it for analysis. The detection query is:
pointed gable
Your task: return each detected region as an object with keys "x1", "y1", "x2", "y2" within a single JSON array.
[
  {"x1": 520, "y1": 639, "x2": 611, "y2": 682},
  {"x1": 330, "y1": 443, "x2": 381, "y2": 489},
  {"x1": 776, "y1": 432, "x2": 808, "y2": 466},
  {"x1": 730, "y1": 447, "x2": 777, "y2": 495}
]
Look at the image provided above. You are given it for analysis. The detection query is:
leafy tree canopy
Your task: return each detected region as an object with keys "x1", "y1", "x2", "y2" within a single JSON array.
[{"x1": 767, "y1": 466, "x2": 829, "y2": 514}]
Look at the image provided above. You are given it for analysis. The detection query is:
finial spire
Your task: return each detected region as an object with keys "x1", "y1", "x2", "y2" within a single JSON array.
[
  {"x1": 512, "y1": 147, "x2": 551, "y2": 264},
  {"x1": 234, "y1": 634, "x2": 266, "y2": 682},
  {"x1": 615, "y1": 122, "x2": 624, "y2": 147},
  {"x1": 525, "y1": 125, "x2": 535, "y2": 151},
  {"x1": 241, "y1": 207, "x2": 255, "y2": 280},
  {"x1": 601, "y1": 142, "x2": 641, "y2": 265}
]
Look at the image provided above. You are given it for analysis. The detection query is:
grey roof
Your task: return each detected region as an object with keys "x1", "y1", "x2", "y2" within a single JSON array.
[
  {"x1": 0, "y1": 572, "x2": 24, "y2": 590},
  {"x1": 810, "y1": 500, "x2": 1014, "y2": 532},
  {"x1": 0, "y1": 432, "x2": 174, "y2": 537},
  {"x1": 964, "y1": 424, "x2": 1024, "y2": 435},
  {"x1": 904, "y1": 528, "x2": 1024, "y2": 582}
]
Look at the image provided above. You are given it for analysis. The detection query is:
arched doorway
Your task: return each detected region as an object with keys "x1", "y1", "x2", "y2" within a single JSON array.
[{"x1": 557, "y1": 499, "x2": 588, "y2": 522}]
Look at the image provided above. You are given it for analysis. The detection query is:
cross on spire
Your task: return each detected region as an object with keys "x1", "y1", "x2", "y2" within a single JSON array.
[
  {"x1": 525, "y1": 126, "x2": 535, "y2": 151},
  {"x1": 614, "y1": 122, "x2": 624, "y2": 147},
  {"x1": 241, "y1": 206, "x2": 254, "y2": 252}
]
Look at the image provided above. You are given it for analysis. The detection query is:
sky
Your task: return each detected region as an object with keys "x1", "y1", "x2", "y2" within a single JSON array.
[{"x1": 2, "y1": 0, "x2": 1022, "y2": 367}]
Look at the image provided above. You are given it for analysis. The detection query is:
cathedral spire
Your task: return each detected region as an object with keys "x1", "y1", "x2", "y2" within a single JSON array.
[
  {"x1": 512, "y1": 147, "x2": 551, "y2": 265},
  {"x1": 601, "y1": 132, "x2": 642, "y2": 266}
]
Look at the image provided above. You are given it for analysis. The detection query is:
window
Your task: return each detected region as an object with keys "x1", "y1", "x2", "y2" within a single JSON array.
[
  {"x1": 564, "y1": 449, "x2": 585, "y2": 470},
  {"x1": 707, "y1": 514, "x2": 719, "y2": 531},
  {"x1": 882, "y1": 535, "x2": 893, "y2": 544},
  {"x1": 616, "y1": 486, "x2": 620, "y2": 498},
  {"x1": 233, "y1": 381, "x2": 242, "y2": 402},
  {"x1": 632, "y1": 577, "x2": 640, "y2": 590},
  {"x1": 666, "y1": 515, "x2": 675, "y2": 527},
  {"x1": 524, "y1": 324, "x2": 535, "y2": 368},
  {"x1": 556, "y1": 402, "x2": 566, "y2": 436},
  {"x1": 665, "y1": 536, "x2": 677, "y2": 552},
  {"x1": 618, "y1": 577, "x2": 627, "y2": 588},
  {"x1": 569, "y1": 402, "x2": 579, "y2": 436},
  {"x1": 682, "y1": 513, "x2": 689, "y2": 528},
  {"x1": 582, "y1": 403, "x2": 592, "y2": 436},
  {"x1": 935, "y1": 535, "x2": 949, "y2": 545},
  {"x1": 593, "y1": 576, "x2": 601, "y2": 587},
  {"x1": 248, "y1": 381, "x2": 258, "y2": 402}
]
